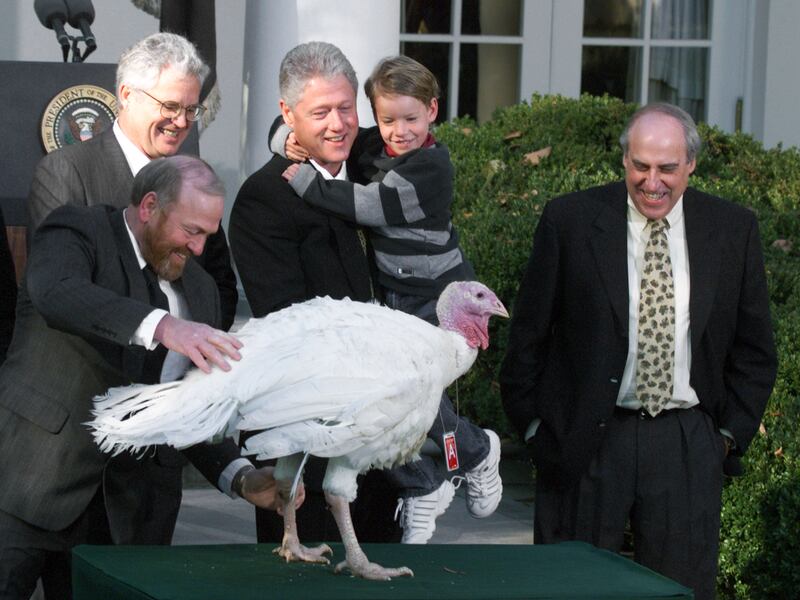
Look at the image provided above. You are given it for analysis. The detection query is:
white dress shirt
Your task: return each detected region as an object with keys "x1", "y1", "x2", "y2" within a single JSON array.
[
  {"x1": 113, "y1": 120, "x2": 150, "y2": 176},
  {"x1": 309, "y1": 158, "x2": 348, "y2": 181}
]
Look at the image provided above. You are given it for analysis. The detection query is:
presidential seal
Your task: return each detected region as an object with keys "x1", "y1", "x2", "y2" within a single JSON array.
[{"x1": 40, "y1": 85, "x2": 118, "y2": 153}]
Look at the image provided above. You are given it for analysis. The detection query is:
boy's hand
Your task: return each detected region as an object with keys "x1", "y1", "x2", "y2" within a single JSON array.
[
  {"x1": 285, "y1": 132, "x2": 310, "y2": 162},
  {"x1": 282, "y1": 163, "x2": 301, "y2": 182}
]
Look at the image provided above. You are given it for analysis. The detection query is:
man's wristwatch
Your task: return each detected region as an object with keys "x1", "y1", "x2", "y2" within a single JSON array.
[{"x1": 232, "y1": 464, "x2": 256, "y2": 498}]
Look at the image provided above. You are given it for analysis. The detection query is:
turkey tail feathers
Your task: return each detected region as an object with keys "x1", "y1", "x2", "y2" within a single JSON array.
[{"x1": 90, "y1": 381, "x2": 237, "y2": 455}]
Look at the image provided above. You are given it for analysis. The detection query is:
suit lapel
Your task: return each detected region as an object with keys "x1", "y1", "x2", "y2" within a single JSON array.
[
  {"x1": 684, "y1": 188, "x2": 720, "y2": 351},
  {"x1": 109, "y1": 209, "x2": 149, "y2": 378},
  {"x1": 98, "y1": 129, "x2": 135, "y2": 201},
  {"x1": 589, "y1": 184, "x2": 630, "y2": 335},
  {"x1": 110, "y1": 210, "x2": 149, "y2": 305}
]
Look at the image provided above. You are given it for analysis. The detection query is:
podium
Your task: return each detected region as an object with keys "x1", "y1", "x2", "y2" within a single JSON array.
[
  {"x1": 0, "y1": 61, "x2": 117, "y2": 228},
  {"x1": 72, "y1": 541, "x2": 693, "y2": 599}
]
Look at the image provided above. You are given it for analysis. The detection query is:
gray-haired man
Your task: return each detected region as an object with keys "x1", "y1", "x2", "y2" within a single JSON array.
[{"x1": 231, "y1": 41, "x2": 401, "y2": 546}]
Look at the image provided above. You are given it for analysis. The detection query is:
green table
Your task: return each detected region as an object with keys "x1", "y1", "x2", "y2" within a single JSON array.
[{"x1": 72, "y1": 541, "x2": 692, "y2": 599}]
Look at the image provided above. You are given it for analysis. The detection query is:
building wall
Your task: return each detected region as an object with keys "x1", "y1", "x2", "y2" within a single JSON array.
[
  {"x1": 762, "y1": 0, "x2": 800, "y2": 149},
  {"x1": 2, "y1": 0, "x2": 798, "y2": 205}
]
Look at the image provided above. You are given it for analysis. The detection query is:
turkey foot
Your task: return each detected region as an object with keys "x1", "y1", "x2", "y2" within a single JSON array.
[
  {"x1": 334, "y1": 557, "x2": 414, "y2": 580},
  {"x1": 326, "y1": 491, "x2": 414, "y2": 580},
  {"x1": 273, "y1": 482, "x2": 332, "y2": 564},
  {"x1": 273, "y1": 538, "x2": 332, "y2": 564}
]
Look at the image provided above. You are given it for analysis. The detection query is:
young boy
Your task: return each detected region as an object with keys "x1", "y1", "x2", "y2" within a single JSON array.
[{"x1": 276, "y1": 55, "x2": 502, "y2": 544}]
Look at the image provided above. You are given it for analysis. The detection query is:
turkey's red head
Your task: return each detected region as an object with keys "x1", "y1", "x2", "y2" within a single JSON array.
[{"x1": 437, "y1": 281, "x2": 508, "y2": 350}]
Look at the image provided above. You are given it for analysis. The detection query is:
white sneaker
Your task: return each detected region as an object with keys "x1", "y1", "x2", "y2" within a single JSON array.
[
  {"x1": 395, "y1": 479, "x2": 456, "y2": 544},
  {"x1": 465, "y1": 429, "x2": 503, "y2": 518}
]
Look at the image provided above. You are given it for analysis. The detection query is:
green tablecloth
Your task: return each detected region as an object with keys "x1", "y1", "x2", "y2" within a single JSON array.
[{"x1": 72, "y1": 541, "x2": 692, "y2": 599}]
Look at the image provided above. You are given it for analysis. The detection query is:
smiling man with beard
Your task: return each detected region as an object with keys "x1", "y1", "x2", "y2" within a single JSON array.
[{"x1": 0, "y1": 156, "x2": 294, "y2": 599}]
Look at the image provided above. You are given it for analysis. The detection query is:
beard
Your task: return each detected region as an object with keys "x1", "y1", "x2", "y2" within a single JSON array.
[{"x1": 140, "y1": 217, "x2": 190, "y2": 282}]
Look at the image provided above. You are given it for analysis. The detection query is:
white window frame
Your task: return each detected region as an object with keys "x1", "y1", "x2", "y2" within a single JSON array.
[
  {"x1": 399, "y1": 0, "x2": 531, "y2": 120},
  {"x1": 550, "y1": 0, "x2": 750, "y2": 131},
  {"x1": 398, "y1": 0, "x2": 752, "y2": 133}
]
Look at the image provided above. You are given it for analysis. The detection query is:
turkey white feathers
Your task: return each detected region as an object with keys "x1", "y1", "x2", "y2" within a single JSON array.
[{"x1": 89, "y1": 280, "x2": 508, "y2": 580}]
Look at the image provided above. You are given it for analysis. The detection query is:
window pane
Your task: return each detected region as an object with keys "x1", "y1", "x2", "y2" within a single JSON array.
[
  {"x1": 403, "y1": 0, "x2": 452, "y2": 34},
  {"x1": 649, "y1": 47, "x2": 707, "y2": 121},
  {"x1": 461, "y1": 43, "x2": 520, "y2": 123},
  {"x1": 651, "y1": 0, "x2": 709, "y2": 40},
  {"x1": 581, "y1": 45, "x2": 642, "y2": 103},
  {"x1": 401, "y1": 42, "x2": 451, "y2": 124},
  {"x1": 583, "y1": 0, "x2": 644, "y2": 38},
  {"x1": 467, "y1": 0, "x2": 522, "y2": 35}
]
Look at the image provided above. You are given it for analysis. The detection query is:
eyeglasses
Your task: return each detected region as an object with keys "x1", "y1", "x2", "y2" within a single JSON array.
[{"x1": 136, "y1": 88, "x2": 206, "y2": 122}]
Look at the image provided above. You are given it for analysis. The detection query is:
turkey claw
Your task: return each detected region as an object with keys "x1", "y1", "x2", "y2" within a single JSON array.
[
  {"x1": 273, "y1": 542, "x2": 332, "y2": 564},
  {"x1": 334, "y1": 559, "x2": 414, "y2": 580}
]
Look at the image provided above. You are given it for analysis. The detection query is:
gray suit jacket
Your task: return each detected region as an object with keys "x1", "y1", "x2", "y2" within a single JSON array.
[
  {"x1": 27, "y1": 129, "x2": 239, "y2": 330},
  {"x1": 0, "y1": 206, "x2": 220, "y2": 541}
]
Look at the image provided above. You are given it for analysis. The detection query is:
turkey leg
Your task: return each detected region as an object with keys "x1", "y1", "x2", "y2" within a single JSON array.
[{"x1": 326, "y1": 491, "x2": 414, "y2": 580}]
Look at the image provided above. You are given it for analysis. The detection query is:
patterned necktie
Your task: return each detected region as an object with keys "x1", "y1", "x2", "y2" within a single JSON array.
[{"x1": 636, "y1": 219, "x2": 675, "y2": 416}]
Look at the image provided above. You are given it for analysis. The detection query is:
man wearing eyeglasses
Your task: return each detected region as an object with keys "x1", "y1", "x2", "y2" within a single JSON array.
[{"x1": 28, "y1": 32, "x2": 237, "y2": 330}]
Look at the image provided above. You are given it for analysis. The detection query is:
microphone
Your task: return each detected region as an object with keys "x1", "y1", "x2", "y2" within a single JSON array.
[
  {"x1": 65, "y1": 0, "x2": 96, "y2": 50},
  {"x1": 34, "y1": 0, "x2": 70, "y2": 59}
]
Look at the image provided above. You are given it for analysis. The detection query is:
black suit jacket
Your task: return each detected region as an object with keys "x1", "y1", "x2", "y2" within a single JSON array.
[
  {"x1": 0, "y1": 206, "x2": 227, "y2": 542},
  {"x1": 230, "y1": 154, "x2": 375, "y2": 315},
  {"x1": 501, "y1": 182, "x2": 777, "y2": 485},
  {"x1": 27, "y1": 128, "x2": 239, "y2": 330}
]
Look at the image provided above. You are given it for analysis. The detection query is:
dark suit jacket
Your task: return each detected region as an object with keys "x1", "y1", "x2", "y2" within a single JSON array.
[
  {"x1": 230, "y1": 154, "x2": 375, "y2": 315},
  {"x1": 0, "y1": 206, "x2": 227, "y2": 543},
  {"x1": 501, "y1": 182, "x2": 777, "y2": 485},
  {"x1": 27, "y1": 128, "x2": 239, "y2": 330}
]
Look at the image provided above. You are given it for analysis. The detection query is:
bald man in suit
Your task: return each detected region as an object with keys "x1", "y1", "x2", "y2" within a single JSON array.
[{"x1": 501, "y1": 103, "x2": 777, "y2": 599}]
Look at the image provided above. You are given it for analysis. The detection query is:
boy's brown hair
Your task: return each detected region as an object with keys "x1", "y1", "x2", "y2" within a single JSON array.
[{"x1": 364, "y1": 55, "x2": 440, "y2": 112}]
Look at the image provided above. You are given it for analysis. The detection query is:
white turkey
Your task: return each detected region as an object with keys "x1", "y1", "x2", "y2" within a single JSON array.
[{"x1": 89, "y1": 280, "x2": 507, "y2": 580}]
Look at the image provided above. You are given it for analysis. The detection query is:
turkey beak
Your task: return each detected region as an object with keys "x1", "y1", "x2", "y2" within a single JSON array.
[{"x1": 489, "y1": 299, "x2": 509, "y2": 319}]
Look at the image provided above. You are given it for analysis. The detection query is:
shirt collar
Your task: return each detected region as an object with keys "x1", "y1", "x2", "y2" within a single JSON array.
[
  {"x1": 113, "y1": 120, "x2": 151, "y2": 177},
  {"x1": 309, "y1": 158, "x2": 348, "y2": 181},
  {"x1": 122, "y1": 207, "x2": 148, "y2": 270},
  {"x1": 626, "y1": 193, "x2": 685, "y2": 232}
]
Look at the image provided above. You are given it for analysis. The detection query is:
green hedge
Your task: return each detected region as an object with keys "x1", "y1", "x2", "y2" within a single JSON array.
[{"x1": 436, "y1": 94, "x2": 800, "y2": 599}]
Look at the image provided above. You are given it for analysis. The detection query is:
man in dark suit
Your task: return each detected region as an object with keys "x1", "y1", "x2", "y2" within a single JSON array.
[
  {"x1": 0, "y1": 156, "x2": 282, "y2": 599},
  {"x1": 27, "y1": 32, "x2": 238, "y2": 330},
  {"x1": 230, "y1": 41, "x2": 400, "y2": 547},
  {"x1": 500, "y1": 103, "x2": 777, "y2": 600}
]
